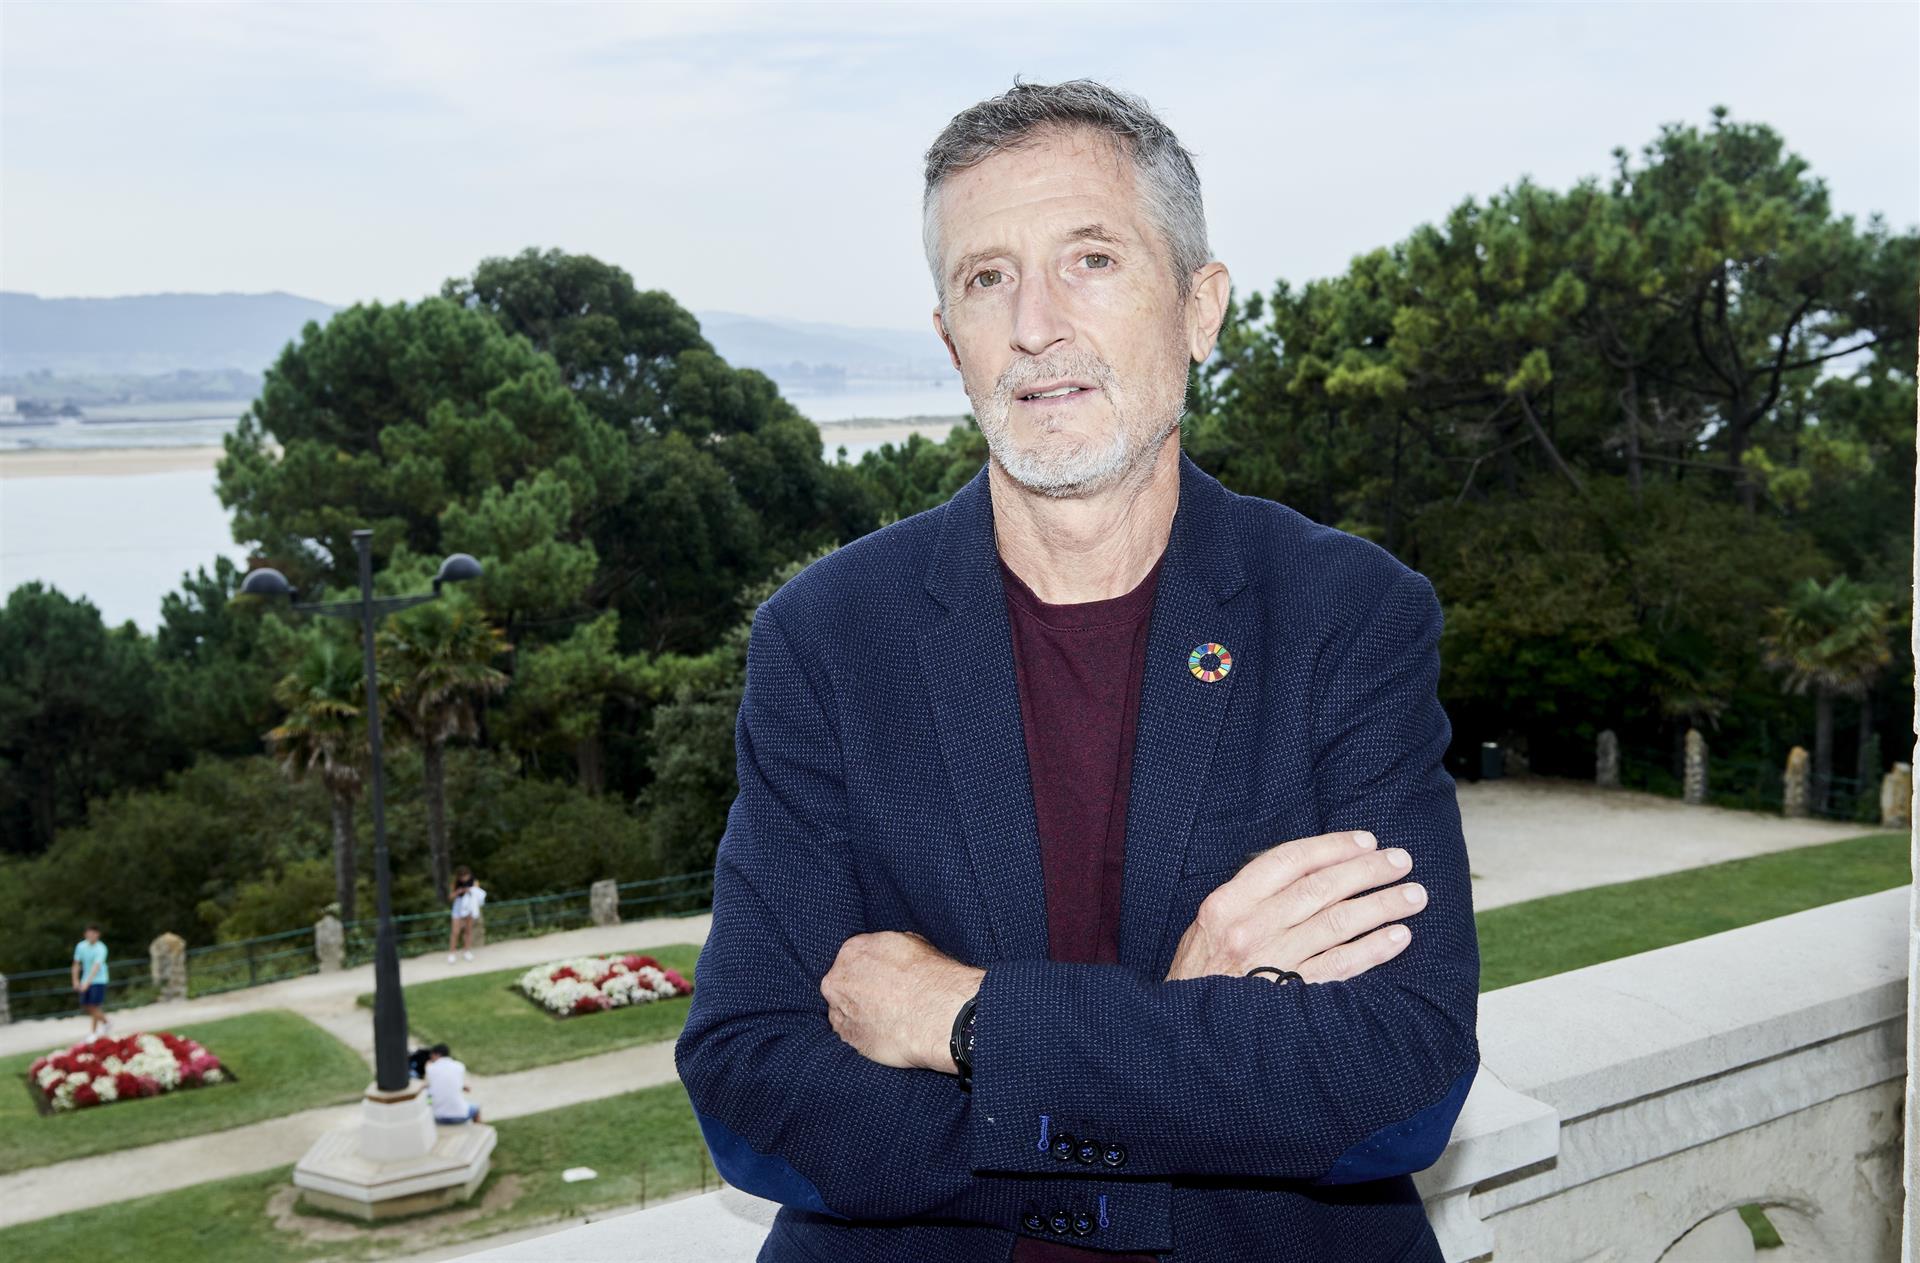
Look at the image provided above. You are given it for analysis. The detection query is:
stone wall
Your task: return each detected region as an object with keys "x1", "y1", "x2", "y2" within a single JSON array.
[{"x1": 466, "y1": 888, "x2": 1909, "y2": 1263}]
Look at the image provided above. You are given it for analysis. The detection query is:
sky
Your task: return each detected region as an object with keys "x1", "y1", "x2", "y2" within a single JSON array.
[{"x1": 3, "y1": 2, "x2": 1916, "y2": 334}]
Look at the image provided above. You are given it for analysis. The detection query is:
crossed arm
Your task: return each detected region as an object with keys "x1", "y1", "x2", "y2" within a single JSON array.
[{"x1": 674, "y1": 571, "x2": 1479, "y2": 1229}]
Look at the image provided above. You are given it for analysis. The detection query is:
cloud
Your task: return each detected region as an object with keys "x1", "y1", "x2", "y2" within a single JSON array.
[{"x1": 4, "y1": 2, "x2": 1914, "y2": 331}]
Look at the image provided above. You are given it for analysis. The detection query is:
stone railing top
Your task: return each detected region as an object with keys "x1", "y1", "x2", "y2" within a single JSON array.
[{"x1": 1477, "y1": 885, "x2": 1906, "y2": 1120}]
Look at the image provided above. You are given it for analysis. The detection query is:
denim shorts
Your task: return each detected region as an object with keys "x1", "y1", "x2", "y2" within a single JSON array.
[{"x1": 81, "y1": 983, "x2": 106, "y2": 1006}]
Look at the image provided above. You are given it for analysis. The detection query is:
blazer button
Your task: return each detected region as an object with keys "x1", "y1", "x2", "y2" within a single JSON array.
[
  {"x1": 1076, "y1": 1138, "x2": 1098, "y2": 1165},
  {"x1": 1051, "y1": 1132, "x2": 1077, "y2": 1162},
  {"x1": 1049, "y1": 1209, "x2": 1071, "y2": 1235},
  {"x1": 1102, "y1": 1143, "x2": 1127, "y2": 1168},
  {"x1": 1022, "y1": 1208, "x2": 1044, "y2": 1233},
  {"x1": 1072, "y1": 1210, "x2": 1094, "y2": 1237}
]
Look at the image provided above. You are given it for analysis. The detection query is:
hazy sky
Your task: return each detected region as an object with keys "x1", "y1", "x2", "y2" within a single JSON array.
[{"x1": 4, "y1": 2, "x2": 1915, "y2": 333}]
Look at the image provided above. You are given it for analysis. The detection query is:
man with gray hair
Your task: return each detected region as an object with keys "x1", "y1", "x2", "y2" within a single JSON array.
[{"x1": 678, "y1": 79, "x2": 1478, "y2": 1262}]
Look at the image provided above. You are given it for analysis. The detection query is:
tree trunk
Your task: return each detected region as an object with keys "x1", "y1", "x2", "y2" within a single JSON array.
[
  {"x1": 1619, "y1": 370, "x2": 1644, "y2": 503},
  {"x1": 425, "y1": 739, "x2": 450, "y2": 898},
  {"x1": 577, "y1": 736, "x2": 605, "y2": 796},
  {"x1": 331, "y1": 792, "x2": 359, "y2": 922},
  {"x1": 1856, "y1": 689, "x2": 1876, "y2": 781},
  {"x1": 1812, "y1": 687, "x2": 1833, "y2": 815}
]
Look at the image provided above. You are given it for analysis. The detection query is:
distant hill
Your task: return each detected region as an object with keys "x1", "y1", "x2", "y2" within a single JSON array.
[
  {"x1": 695, "y1": 310, "x2": 954, "y2": 382},
  {"x1": 0, "y1": 291, "x2": 956, "y2": 389},
  {"x1": 0, "y1": 291, "x2": 340, "y2": 375}
]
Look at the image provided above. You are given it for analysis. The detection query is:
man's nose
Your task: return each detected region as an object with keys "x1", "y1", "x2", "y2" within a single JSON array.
[{"x1": 1009, "y1": 268, "x2": 1072, "y2": 358}]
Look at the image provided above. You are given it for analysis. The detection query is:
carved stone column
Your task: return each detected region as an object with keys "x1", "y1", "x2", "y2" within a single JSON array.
[
  {"x1": 1682, "y1": 729, "x2": 1708, "y2": 805},
  {"x1": 1782, "y1": 746, "x2": 1811, "y2": 819},
  {"x1": 1595, "y1": 730, "x2": 1620, "y2": 788},
  {"x1": 150, "y1": 932, "x2": 187, "y2": 1002},
  {"x1": 591, "y1": 879, "x2": 621, "y2": 927},
  {"x1": 1881, "y1": 763, "x2": 1912, "y2": 828},
  {"x1": 315, "y1": 914, "x2": 345, "y2": 973}
]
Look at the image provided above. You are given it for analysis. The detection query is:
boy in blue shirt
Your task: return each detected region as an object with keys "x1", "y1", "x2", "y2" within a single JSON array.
[{"x1": 71, "y1": 924, "x2": 111, "y2": 1038}]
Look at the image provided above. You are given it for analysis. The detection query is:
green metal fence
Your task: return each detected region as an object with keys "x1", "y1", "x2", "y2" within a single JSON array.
[
  {"x1": 185, "y1": 926, "x2": 321, "y2": 997},
  {"x1": 4, "y1": 967, "x2": 160, "y2": 1022},
  {"x1": 3, "y1": 870, "x2": 717, "y2": 1023},
  {"x1": 1616, "y1": 742, "x2": 1882, "y2": 825}
]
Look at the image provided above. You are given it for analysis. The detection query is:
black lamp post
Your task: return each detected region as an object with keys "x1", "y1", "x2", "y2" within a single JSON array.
[{"x1": 240, "y1": 530, "x2": 483, "y2": 1092}]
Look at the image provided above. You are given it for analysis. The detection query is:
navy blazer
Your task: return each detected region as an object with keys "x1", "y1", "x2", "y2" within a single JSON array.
[{"x1": 676, "y1": 453, "x2": 1480, "y2": 1262}]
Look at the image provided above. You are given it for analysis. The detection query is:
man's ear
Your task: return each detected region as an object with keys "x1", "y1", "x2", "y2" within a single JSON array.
[
  {"x1": 1186, "y1": 262, "x2": 1232, "y2": 363},
  {"x1": 932, "y1": 308, "x2": 963, "y2": 373}
]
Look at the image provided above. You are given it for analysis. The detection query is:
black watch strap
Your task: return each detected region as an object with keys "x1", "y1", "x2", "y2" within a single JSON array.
[{"x1": 949, "y1": 994, "x2": 979, "y2": 1091}]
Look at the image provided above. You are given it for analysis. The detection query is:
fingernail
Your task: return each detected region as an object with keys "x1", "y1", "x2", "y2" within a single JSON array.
[
  {"x1": 1402, "y1": 883, "x2": 1426, "y2": 905},
  {"x1": 1388, "y1": 925, "x2": 1410, "y2": 943},
  {"x1": 1353, "y1": 831, "x2": 1377, "y2": 849},
  {"x1": 1386, "y1": 848, "x2": 1410, "y2": 868}
]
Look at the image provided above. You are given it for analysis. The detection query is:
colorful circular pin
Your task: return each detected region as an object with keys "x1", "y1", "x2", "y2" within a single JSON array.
[{"x1": 1188, "y1": 642, "x2": 1233, "y2": 683}]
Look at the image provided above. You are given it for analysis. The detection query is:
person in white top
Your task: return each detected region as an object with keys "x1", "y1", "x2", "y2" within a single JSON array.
[
  {"x1": 423, "y1": 1043, "x2": 480, "y2": 1123},
  {"x1": 447, "y1": 865, "x2": 485, "y2": 963}
]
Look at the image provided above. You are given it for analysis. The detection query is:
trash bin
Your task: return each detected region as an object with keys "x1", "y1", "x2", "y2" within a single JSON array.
[{"x1": 1480, "y1": 741, "x2": 1504, "y2": 781}]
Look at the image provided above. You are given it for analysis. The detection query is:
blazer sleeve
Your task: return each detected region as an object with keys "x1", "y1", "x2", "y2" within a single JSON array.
[
  {"x1": 964, "y1": 568, "x2": 1481, "y2": 1184},
  {"x1": 674, "y1": 601, "x2": 1167, "y2": 1247}
]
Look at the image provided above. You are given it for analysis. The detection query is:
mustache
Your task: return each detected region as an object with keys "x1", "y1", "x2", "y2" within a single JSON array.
[{"x1": 990, "y1": 352, "x2": 1118, "y2": 406}]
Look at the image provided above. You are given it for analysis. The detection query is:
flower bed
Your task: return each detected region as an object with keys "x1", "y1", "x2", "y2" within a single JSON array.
[
  {"x1": 28, "y1": 1032, "x2": 227, "y2": 1114},
  {"x1": 518, "y1": 953, "x2": 692, "y2": 1017}
]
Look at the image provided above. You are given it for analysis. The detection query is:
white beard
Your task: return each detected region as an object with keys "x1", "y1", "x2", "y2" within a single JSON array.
[{"x1": 971, "y1": 345, "x2": 1187, "y2": 498}]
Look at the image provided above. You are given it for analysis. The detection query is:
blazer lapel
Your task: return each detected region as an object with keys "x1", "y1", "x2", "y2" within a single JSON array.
[
  {"x1": 918, "y1": 464, "x2": 1050, "y2": 962},
  {"x1": 1118, "y1": 455, "x2": 1250, "y2": 973}
]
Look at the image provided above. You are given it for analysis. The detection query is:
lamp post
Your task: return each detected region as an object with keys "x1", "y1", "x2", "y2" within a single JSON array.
[{"x1": 240, "y1": 531, "x2": 482, "y2": 1092}]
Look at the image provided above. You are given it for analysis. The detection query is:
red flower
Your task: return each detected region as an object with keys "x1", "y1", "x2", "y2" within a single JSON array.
[
  {"x1": 662, "y1": 969, "x2": 691, "y2": 994},
  {"x1": 551, "y1": 966, "x2": 578, "y2": 982},
  {"x1": 72, "y1": 1083, "x2": 100, "y2": 1109},
  {"x1": 114, "y1": 1072, "x2": 141, "y2": 1098},
  {"x1": 572, "y1": 994, "x2": 605, "y2": 1015}
]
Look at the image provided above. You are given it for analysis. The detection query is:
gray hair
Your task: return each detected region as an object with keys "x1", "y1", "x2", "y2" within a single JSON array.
[{"x1": 921, "y1": 79, "x2": 1210, "y2": 308}]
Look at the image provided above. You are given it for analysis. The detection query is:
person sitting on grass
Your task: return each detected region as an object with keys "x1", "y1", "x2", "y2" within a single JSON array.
[
  {"x1": 424, "y1": 1043, "x2": 480, "y2": 1124},
  {"x1": 71, "y1": 923, "x2": 111, "y2": 1038}
]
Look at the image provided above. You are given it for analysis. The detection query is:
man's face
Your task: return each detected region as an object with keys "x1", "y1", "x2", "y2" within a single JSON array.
[
  {"x1": 84, "y1": 929, "x2": 99, "y2": 942},
  {"x1": 931, "y1": 126, "x2": 1212, "y2": 497}
]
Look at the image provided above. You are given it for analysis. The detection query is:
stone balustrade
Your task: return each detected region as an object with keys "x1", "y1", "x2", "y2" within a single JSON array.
[{"x1": 466, "y1": 886, "x2": 1908, "y2": 1263}]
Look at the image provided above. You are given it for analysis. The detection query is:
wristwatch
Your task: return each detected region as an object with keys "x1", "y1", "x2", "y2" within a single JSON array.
[{"x1": 949, "y1": 994, "x2": 979, "y2": 1092}]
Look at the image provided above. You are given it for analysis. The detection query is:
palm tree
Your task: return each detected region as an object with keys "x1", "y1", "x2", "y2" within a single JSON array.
[
  {"x1": 267, "y1": 636, "x2": 369, "y2": 920},
  {"x1": 378, "y1": 599, "x2": 509, "y2": 897},
  {"x1": 1761, "y1": 577, "x2": 1896, "y2": 814}
]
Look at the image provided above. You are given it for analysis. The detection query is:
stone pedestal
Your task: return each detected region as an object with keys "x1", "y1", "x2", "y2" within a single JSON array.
[
  {"x1": 1595, "y1": 730, "x2": 1620, "y2": 788},
  {"x1": 0, "y1": 972, "x2": 10, "y2": 1026},
  {"x1": 1782, "y1": 746, "x2": 1811, "y2": 819},
  {"x1": 590, "y1": 879, "x2": 620, "y2": 927},
  {"x1": 1881, "y1": 763, "x2": 1912, "y2": 829},
  {"x1": 469, "y1": 916, "x2": 486, "y2": 949},
  {"x1": 292, "y1": 1080, "x2": 494, "y2": 1220},
  {"x1": 315, "y1": 915, "x2": 344, "y2": 973},
  {"x1": 150, "y1": 932, "x2": 187, "y2": 1002},
  {"x1": 1682, "y1": 729, "x2": 1708, "y2": 805}
]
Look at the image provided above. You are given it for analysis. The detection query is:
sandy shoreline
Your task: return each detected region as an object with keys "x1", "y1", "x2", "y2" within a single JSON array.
[
  {"x1": 0, "y1": 446, "x2": 229, "y2": 479},
  {"x1": 0, "y1": 418, "x2": 967, "y2": 481}
]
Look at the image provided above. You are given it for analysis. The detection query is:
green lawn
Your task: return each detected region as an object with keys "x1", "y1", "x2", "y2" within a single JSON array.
[
  {"x1": 1476, "y1": 831, "x2": 1907, "y2": 991},
  {"x1": 0, "y1": 1080, "x2": 712, "y2": 1263},
  {"x1": 1, "y1": 1010, "x2": 368, "y2": 1175},
  {"x1": 358, "y1": 944, "x2": 702, "y2": 1075}
]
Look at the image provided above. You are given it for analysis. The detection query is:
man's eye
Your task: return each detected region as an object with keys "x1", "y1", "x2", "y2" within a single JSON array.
[
  {"x1": 972, "y1": 270, "x2": 1003, "y2": 289},
  {"x1": 1083, "y1": 254, "x2": 1112, "y2": 269}
]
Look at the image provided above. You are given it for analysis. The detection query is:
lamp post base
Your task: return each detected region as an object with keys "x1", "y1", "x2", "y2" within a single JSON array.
[{"x1": 291, "y1": 1081, "x2": 495, "y2": 1221}]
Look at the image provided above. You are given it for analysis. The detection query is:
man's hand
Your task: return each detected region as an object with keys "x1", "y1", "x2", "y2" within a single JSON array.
[
  {"x1": 1166, "y1": 830, "x2": 1425, "y2": 982},
  {"x1": 822, "y1": 931, "x2": 985, "y2": 1072}
]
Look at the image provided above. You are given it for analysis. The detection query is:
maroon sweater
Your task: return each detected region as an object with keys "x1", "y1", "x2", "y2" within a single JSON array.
[{"x1": 1000, "y1": 551, "x2": 1164, "y2": 1263}]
